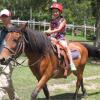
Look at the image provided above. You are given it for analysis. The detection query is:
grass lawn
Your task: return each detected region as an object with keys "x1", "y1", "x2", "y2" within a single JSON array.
[
  {"x1": 66, "y1": 32, "x2": 94, "y2": 43},
  {"x1": 6, "y1": 61, "x2": 99, "y2": 100},
  {"x1": 67, "y1": 34, "x2": 87, "y2": 41}
]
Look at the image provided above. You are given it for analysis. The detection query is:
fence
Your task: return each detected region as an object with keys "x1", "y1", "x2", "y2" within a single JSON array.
[{"x1": 0, "y1": 19, "x2": 96, "y2": 37}]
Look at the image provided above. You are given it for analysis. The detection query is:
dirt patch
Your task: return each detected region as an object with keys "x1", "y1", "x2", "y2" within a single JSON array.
[{"x1": 48, "y1": 75, "x2": 100, "y2": 92}]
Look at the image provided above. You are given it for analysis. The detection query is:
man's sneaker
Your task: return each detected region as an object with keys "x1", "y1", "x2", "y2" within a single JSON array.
[{"x1": 70, "y1": 63, "x2": 76, "y2": 71}]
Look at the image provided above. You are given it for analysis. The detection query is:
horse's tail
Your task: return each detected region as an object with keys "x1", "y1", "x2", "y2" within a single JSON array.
[{"x1": 81, "y1": 43, "x2": 100, "y2": 59}]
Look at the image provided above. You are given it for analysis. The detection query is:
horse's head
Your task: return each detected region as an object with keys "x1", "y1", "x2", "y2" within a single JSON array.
[{"x1": 0, "y1": 23, "x2": 27, "y2": 65}]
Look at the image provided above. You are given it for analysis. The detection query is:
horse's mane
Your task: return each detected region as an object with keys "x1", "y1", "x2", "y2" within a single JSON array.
[
  {"x1": 7, "y1": 26, "x2": 53, "y2": 55},
  {"x1": 24, "y1": 28, "x2": 52, "y2": 55}
]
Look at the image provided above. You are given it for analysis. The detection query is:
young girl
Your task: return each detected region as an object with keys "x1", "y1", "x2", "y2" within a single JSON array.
[{"x1": 45, "y1": 2, "x2": 76, "y2": 76}]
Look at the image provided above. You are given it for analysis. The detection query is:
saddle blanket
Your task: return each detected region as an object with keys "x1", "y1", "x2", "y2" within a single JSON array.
[{"x1": 71, "y1": 50, "x2": 80, "y2": 60}]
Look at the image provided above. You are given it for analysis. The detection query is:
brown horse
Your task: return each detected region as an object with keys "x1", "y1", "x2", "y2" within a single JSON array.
[{"x1": 0, "y1": 25, "x2": 99, "y2": 100}]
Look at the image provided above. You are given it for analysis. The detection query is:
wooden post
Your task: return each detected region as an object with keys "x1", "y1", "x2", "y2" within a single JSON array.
[
  {"x1": 32, "y1": 19, "x2": 35, "y2": 30},
  {"x1": 94, "y1": 24, "x2": 96, "y2": 33},
  {"x1": 30, "y1": 7, "x2": 32, "y2": 20},
  {"x1": 72, "y1": 22, "x2": 74, "y2": 36},
  {"x1": 39, "y1": 21, "x2": 41, "y2": 31},
  {"x1": 30, "y1": 20, "x2": 32, "y2": 28},
  {"x1": 28, "y1": 20, "x2": 29, "y2": 28},
  {"x1": 44, "y1": 20, "x2": 46, "y2": 31},
  {"x1": 84, "y1": 21, "x2": 86, "y2": 38},
  {"x1": 18, "y1": 18, "x2": 20, "y2": 26}
]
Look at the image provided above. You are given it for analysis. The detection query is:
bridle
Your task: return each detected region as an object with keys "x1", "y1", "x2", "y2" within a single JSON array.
[
  {"x1": 1, "y1": 31, "x2": 28, "y2": 65},
  {"x1": 4, "y1": 34, "x2": 25, "y2": 56},
  {"x1": 0, "y1": 30, "x2": 42, "y2": 67}
]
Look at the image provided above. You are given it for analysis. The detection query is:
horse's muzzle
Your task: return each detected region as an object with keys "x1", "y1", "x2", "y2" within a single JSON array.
[{"x1": 0, "y1": 57, "x2": 6, "y2": 65}]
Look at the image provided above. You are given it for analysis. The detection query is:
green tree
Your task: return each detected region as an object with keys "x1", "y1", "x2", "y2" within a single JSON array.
[
  {"x1": 95, "y1": 0, "x2": 100, "y2": 47},
  {"x1": 0, "y1": 0, "x2": 96, "y2": 25},
  {"x1": 61, "y1": 0, "x2": 93, "y2": 24},
  {"x1": 0, "y1": 0, "x2": 50, "y2": 20}
]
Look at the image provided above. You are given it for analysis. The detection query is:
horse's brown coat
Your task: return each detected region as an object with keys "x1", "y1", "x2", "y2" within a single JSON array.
[{"x1": 0, "y1": 27, "x2": 89, "y2": 100}]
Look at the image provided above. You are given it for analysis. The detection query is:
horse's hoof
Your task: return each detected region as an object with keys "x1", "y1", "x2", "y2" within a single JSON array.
[
  {"x1": 46, "y1": 98, "x2": 51, "y2": 100},
  {"x1": 31, "y1": 96, "x2": 36, "y2": 100},
  {"x1": 82, "y1": 92, "x2": 88, "y2": 98},
  {"x1": 73, "y1": 95, "x2": 77, "y2": 100}
]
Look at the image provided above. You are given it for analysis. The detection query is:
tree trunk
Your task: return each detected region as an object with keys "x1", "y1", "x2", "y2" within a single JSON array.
[{"x1": 95, "y1": 0, "x2": 100, "y2": 48}]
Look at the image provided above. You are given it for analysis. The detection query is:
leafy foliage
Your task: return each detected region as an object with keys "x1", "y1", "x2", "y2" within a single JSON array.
[{"x1": 0, "y1": 0, "x2": 96, "y2": 25}]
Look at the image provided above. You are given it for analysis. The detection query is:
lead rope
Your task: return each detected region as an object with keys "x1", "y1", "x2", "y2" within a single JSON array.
[{"x1": 0, "y1": 64, "x2": 8, "y2": 75}]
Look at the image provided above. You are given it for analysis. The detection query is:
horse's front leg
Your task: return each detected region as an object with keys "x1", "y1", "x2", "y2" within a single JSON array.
[
  {"x1": 31, "y1": 85, "x2": 50, "y2": 100},
  {"x1": 31, "y1": 87, "x2": 40, "y2": 100},
  {"x1": 31, "y1": 62, "x2": 54, "y2": 100},
  {"x1": 31, "y1": 77, "x2": 51, "y2": 100},
  {"x1": 36, "y1": 76, "x2": 50, "y2": 99}
]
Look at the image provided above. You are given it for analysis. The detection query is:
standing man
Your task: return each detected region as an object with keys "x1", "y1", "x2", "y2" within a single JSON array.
[{"x1": 0, "y1": 9, "x2": 19, "y2": 100}]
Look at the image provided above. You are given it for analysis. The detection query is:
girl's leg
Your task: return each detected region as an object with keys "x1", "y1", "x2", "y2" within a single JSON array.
[
  {"x1": 67, "y1": 47, "x2": 76, "y2": 71},
  {"x1": 60, "y1": 40, "x2": 76, "y2": 71}
]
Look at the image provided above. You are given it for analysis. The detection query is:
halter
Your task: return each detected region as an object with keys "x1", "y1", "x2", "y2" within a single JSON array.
[
  {"x1": 5, "y1": 35, "x2": 25, "y2": 56},
  {"x1": 1, "y1": 31, "x2": 27, "y2": 65}
]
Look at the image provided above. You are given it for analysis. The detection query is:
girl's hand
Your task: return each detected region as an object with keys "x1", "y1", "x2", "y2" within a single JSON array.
[
  {"x1": 44, "y1": 30, "x2": 52, "y2": 36},
  {"x1": 44, "y1": 30, "x2": 51, "y2": 33}
]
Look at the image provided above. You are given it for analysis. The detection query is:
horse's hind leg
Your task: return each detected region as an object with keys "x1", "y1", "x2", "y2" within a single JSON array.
[
  {"x1": 73, "y1": 67, "x2": 84, "y2": 100},
  {"x1": 81, "y1": 78, "x2": 88, "y2": 98},
  {"x1": 43, "y1": 84, "x2": 50, "y2": 100},
  {"x1": 73, "y1": 78, "x2": 81, "y2": 100}
]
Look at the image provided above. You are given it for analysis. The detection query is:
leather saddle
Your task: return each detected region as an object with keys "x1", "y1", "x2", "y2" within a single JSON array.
[{"x1": 51, "y1": 38, "x2": 80, "y2": 67}]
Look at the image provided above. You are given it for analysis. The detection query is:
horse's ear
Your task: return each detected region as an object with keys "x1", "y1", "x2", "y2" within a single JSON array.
[{"x1": 20, "y1": 22, "x2": 28, "y2": 32}]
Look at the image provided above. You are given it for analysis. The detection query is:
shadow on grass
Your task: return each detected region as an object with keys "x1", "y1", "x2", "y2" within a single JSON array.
[
  {"x1": 88, "y1": 91, "x2": 100, "y2": 96},
  {"x1": 38, "y1": 93, "x2": 82, "y2": 100}
]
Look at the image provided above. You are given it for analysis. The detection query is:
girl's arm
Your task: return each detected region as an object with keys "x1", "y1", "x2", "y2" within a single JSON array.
[{"x1": 45, "y1": 19, "x2": 66, "y2": 34}]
